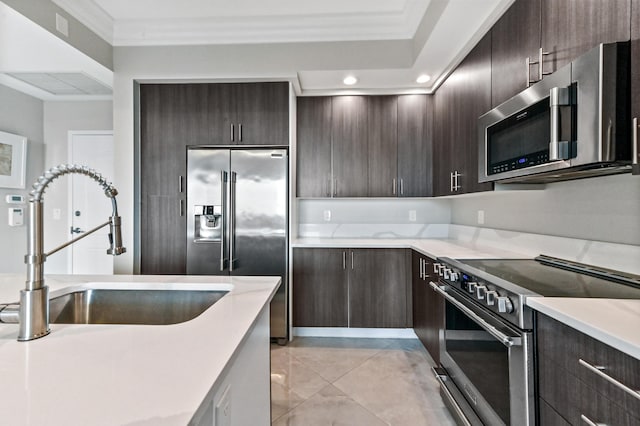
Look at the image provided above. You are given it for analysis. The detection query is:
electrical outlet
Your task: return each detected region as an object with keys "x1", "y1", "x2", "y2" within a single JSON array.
[
  {"x1": 323, "y1": 210, "x2": 331, "y2": 221},
  {"x1": 408, "y1": 210, "x2": 417, "y2": 222},
  {"x1": 53, "y1": 208, "x2": 61, "y2": 220},
  {"x1": 477, "y1": 210, "x2": 485, "y2": 225}
]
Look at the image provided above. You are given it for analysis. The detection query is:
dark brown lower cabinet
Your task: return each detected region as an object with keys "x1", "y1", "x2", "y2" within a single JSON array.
[
  {"x1": 411, "y1": 250, "x2": 443, "y2": 364},
  {"x1": 536, "y1": 313, "x2": 640, "y2": 425},
  {"x1": 292, "y1": 248, "x2": 348, "y2": 327},
  {"x1": 292, "y1": 248, "x2": 410, "y2": 328}
]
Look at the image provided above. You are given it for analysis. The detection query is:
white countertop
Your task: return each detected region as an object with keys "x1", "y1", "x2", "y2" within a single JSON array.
[
  {"x1": 527, "y1": 297, "x2": 640, "y2": 360},
  {"x1": 0, "y1": 274, "x2": 280, "y2": 426},
  {"x1": 292, "y1": 237, "x2": 523, "y2": 259}
]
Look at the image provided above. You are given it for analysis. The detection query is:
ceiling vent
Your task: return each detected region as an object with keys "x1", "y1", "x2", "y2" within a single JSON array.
[{"x1": 5, "y1": 72, "x2": 112, "y2": 95}]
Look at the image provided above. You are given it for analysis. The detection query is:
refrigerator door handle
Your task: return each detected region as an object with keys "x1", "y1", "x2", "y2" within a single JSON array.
[
  {"x1": 220, "y1": 170, "x2": 228, "y2": 272},
  {"x1": 229, "y1": 171, "x2": 237, "y2": 272}
]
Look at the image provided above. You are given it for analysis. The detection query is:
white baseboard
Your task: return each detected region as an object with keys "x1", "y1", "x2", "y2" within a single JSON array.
[{"x1": 293, "y1": 327, "x2": 418, "y2": 339}]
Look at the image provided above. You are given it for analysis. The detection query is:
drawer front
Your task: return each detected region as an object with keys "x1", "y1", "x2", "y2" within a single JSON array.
[
  {"x1": 539, "y1": 355, "x2": 639, "y2": 425},
  {"x1": 537, "y1": 313, "x2": 640, "y2": 419},
  {"x1": 538, "y1": 398, "x2": 570, "y2": 426}
]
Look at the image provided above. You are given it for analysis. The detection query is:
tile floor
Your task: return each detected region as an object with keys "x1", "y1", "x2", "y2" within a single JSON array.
[{"x1": 270, "y1": 337, "x2": 456, "y2": 425}]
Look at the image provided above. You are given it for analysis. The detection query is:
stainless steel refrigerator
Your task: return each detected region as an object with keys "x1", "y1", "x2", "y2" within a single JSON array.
[{"x1": 186, "y1": 147, "x2": 288, "y2": 341}]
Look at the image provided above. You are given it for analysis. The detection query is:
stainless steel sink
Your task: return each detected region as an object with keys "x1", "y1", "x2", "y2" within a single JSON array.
[{"x1": 49, "y1": 289, "x2": 228, "y2": 325}]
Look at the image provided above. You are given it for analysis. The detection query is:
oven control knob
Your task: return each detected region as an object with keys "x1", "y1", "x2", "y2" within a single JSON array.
[
  {"x1": 467, "y1": 282, "x2": 478, "y2": 293},
  {"x1": 476, "y1": 285, "x2": 487, "y2": 300},
  {"x1": 438, "y1": 267, "x2": 447, "y2": 277},
  {"x1": 443, "y1": 268, "x2": 452, "y2": 279},
  {"x1": 485, "y1": 290, "x2": 498, "y2": 306},
  {"x1": 450, "y1": 271, "x2": 460, "y2": 281},
  {"x1": 497, "y1": 296, "x2": 514, "y2": 314}
]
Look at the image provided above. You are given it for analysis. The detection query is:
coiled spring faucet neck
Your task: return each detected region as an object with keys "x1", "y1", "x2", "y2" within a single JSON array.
[
  {"x1": 3, "y1": 164, "x2": 126, "y2": 341},
  {"x1": 30, "y1": 164, "x2": 119, "y2": 202}
]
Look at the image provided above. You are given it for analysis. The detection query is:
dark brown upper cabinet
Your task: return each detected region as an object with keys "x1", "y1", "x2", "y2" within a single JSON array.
[
  {"x1": 367, "y1": 96, "x2": 398, "y2": 197},
  {"x1": 398, "y1": 95, "x2": 433, "y2": 197},
  {"x1": 491, "y1": 0, "x2": 630, "y2": 109},
  {"x1": 632, "y1": 0, "x2": 640, "y2": 174},
  {"x1": 208, "y1": 82, "x2": 289, "y2": 145},
  {"x1": 491, "y1": 0, "x2": 542, "y2": 107},
  {"x1": 433, "y1": 33, "x2": 493, "y2": 197},
  {"x1": 233, "y1": 82, "x2": 289, "y2": 145},
  {"x1": 541, "y1": 0, "x2": 631, "y2": 75},
  {"x1": 296, "y1": 94, "x2": 433, "y2": 198},
  {"x1": 296, "y1": 97, "x2": 332, "y2": 197},
  {"x1": 332, "y1": 96, "x2": 369, "y2": 197}
]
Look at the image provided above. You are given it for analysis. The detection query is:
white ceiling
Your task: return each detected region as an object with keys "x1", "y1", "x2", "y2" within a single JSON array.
[{"x1": 1, "y1": 0, "x2": 514, "y2": 97}]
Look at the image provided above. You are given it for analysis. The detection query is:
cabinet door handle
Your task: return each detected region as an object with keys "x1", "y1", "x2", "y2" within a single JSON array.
[
  {"x1": 526, "y1": 48, "x2": 551, "y2": 86},
  {"x1": 230, "y1": 124, "x2": 235, "y2": 142},
  {"x1": 333, "y1": 178, "x2": 338, "y2": 197},
  {"x1": 538, "y1": 47, "x2": 551, "y2": 81},
  {"x1": 179, "y1": 199, "x2": 184, "y2": 217},
  {"x1": 450, "y1": 172, "x2": 454, "y2": 192},
  {"x1": 342, "y1": 251, "x2": 346, "y2": 270},
  {"x1": 351, "y1": 251, "x2": 354, "y2": 270},
  {"x1": 419, "y1": 258, "x2": 424, "y2": 279},
  {"x1": 423, "y1": 259, "x2": 429, "y2": 281},
  {"x1": 400, "y1": 178, "x2": 404, "y2": 195},
  {"x1": 392, "y1": 178, "x2": 397, "y2": 195},
  {"x1": 580, "y1": 414, "x2": 608, "y2": 426},
  {"x1": 239, "y1": 123, "x2": 243, "y2": 142},
  {"x1": 578, "y1": 359, "x2": 640, "y2": 401},
  {"x1": 179, "y1": 175, "x2": 183, "y2": 193}
]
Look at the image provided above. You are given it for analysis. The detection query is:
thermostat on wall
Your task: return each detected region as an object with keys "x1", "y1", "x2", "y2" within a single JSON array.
[
  {"x1": 6, "y1": 195, "x2": 24, "y2": 204},
  {"x1": 8, "y1": 207, "x2": 24, "y2": 226}
]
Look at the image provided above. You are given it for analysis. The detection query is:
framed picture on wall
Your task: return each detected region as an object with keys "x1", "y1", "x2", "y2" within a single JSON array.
[{"x1": 0, "y1": 130, "x2": 28, "y2": 189}]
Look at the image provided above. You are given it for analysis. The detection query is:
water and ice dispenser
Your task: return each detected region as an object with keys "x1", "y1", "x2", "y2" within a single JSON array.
[{"x1": 193, "y1": 205, "x2": 222, "y2": 242}]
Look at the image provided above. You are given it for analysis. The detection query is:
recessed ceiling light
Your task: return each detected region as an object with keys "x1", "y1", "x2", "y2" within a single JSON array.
[
  {"x1": 416, "y1": 74, "x2": 431, "y2": 84},
  {"x1": 343, "y1": 76, "x2": 358, "y2": 85}
]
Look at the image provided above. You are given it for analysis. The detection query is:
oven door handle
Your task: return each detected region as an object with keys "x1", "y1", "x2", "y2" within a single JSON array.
[{"x1": 430, "y1": 282, "x2": 521, "y2": 348}]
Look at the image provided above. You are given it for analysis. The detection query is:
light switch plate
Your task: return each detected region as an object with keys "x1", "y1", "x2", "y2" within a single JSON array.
[
  {"x1": 409, "y1": 210, "x2": 417, "y2": 222},
  {"x1": 323, "y1": 210, "x2": 331, "y2": 221}
]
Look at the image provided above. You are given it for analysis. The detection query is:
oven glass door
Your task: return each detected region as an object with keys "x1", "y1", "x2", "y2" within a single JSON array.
[
  {"x1": 444, "y1": 299, "x2": 511, "y2": 424},
  {"x1": 435, "y1": 284, "x2": 533, "y2": 426}
]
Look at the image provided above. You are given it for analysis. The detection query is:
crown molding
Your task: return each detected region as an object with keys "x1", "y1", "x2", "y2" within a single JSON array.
[{"x1": 112, "y1": 12, "x2": 415, "y2": 46}]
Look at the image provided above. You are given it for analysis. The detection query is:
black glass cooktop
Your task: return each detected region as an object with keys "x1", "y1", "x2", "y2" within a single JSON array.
[{"x1": 458, "y1": 258, "x2": 640, "y2": 299}]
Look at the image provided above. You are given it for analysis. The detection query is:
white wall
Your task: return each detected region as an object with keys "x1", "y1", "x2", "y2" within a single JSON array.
[
  {"x1": 42, "y1": 101, "x2": 113, "y2": 273},
  {"x1": 0, "y1": 84, "x2": 44, "y2": 273},
  {"x1": 449, "y1": 174, "x2": 640, "y2": 246}
]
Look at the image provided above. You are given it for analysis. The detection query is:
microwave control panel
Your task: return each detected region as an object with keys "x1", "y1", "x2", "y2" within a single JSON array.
[{"x1": 489, "y1": 150, "x2": 549, "y2": 175}]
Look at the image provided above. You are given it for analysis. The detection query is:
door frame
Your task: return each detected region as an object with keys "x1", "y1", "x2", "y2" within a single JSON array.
[{"x1": 66, "y1": 130, "x2": 114, "y2": 274}]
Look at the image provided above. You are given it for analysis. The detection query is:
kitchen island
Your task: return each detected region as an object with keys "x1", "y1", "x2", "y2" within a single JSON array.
[{"x1": 0, "y1": 274, "x2": 280, "y2": 426}]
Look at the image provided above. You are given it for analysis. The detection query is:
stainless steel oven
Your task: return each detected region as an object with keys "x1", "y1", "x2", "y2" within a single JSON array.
[
  {"x1": 430, "y1": 281, "x2": 534, "y2": 426},
  {"x1": 430, "y1": 255, "x2": 640, "y2": 426}
]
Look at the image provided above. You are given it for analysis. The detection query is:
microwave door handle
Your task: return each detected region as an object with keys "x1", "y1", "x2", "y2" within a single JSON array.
[
  {"x1": 549, "y1": 86, "x2": 570, "y2": 161},
  {"x1": 429, "y1": 282, "x2": 521, "y2": 348}
]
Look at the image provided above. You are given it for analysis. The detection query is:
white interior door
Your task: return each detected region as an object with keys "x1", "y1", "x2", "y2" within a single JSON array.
[{"x1": 68, "y1": 131, "x2": 114, "y2": 274}]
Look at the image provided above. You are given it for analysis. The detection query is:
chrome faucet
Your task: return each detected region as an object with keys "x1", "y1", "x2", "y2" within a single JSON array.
[{"x1": 0, "y1": 164, "x2": 126, "y2": 341}]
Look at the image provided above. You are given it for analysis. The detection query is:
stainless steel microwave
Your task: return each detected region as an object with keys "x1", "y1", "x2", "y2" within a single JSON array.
[{"x1": 478, "y1": 42, "x2": 631, "y2": 184}]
